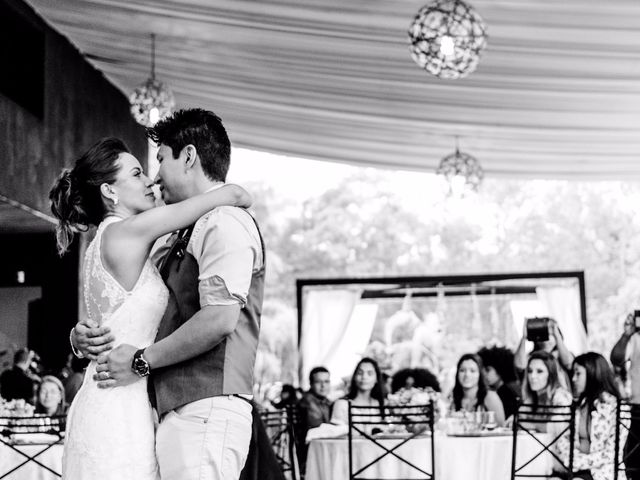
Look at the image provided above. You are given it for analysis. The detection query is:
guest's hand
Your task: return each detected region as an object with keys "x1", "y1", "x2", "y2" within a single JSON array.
[
  {"x1": 94, "y1": 344, "x2": 139, "y2": 388},
  {"x1": 74, "y1": 322, "x2": 115, "y2": 361},
  {"x1": 624, "y1": 314, "x2": 636, "y2": 337}
]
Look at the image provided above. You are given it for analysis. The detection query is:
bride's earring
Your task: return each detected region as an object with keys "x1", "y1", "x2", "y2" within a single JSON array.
[{"x1": 112, "y1": 196, "x2": 119, "y2": 206}]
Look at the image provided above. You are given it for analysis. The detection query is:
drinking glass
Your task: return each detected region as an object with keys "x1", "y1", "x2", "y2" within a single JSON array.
[{"x1": 483, "y1": 411, "x2": 496, "y2": 430}]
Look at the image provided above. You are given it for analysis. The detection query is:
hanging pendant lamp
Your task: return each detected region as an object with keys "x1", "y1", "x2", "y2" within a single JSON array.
[{"x1": 129, "y1": 34, "x2": 175, "y2": 127}]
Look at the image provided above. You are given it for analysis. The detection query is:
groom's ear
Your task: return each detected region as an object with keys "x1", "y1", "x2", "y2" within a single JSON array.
[{"x1": 183, "y1": 145, "x2": 198, "y2": 170}]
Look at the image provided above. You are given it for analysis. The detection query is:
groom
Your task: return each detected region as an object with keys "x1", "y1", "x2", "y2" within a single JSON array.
[{"x1": 71, "y1": 108, "x2": 265, "y2": 480}]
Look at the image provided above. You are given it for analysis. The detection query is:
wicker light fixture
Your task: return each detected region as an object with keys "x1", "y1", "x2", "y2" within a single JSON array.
[
  {"x1": 408, "y1": 0, "x2": 487, "y2": 79},
  {"x1": 130, "y1": 34, "x2": 175, "y2": 127},
  {"x1": 437, "y1": 140, "x2": 484, "y2": 194}
]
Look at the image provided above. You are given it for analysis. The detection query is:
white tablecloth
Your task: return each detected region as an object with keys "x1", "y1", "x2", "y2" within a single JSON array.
[
  {"x1": 0, "y1": 440, "x2": 63, "y2": 480},
  {"x1": 306, "y1": 432, "x2": 552, "y2": 480}
]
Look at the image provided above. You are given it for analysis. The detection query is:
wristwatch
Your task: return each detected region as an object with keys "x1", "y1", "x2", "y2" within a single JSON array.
[{"x1": 131, "y1": 349, "x2": 151, "y2": 377}]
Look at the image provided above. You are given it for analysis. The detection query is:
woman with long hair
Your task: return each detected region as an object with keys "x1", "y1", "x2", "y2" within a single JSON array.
[
  {"x1": 522, "y1": 350, "x2": 573, "y2": 407},
  {"x1": 520, "y1": 350, "x2": 573, "y2": 435},
  {"x1": 555, "y1": 352, "x2": 625, "y2": 480},
  {"x1": 49, "y1": 137, "x2": 250, "y2": 480},
  {"x1": 330, "y1": 357, "x2": 385, "y2": 426},
  {"x1": 449, "y1": 353, "x2": 505, "y2": 426}
]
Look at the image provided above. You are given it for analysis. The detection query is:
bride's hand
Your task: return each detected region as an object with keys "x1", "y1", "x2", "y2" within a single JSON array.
[
  {"x1": 222, "y1": 184, "x2": 252, "y2": 209},
  {"x1": 73, "y1": 322, "x2": 115, "y2": 361}
]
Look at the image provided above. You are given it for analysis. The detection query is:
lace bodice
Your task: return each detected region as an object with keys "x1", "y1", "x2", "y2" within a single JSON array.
[{"x1": 82, "y1": 216, "x2": 168, "y2": 346}]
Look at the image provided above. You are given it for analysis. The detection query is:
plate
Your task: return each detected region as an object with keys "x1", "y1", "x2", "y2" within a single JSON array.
[
  {"x1": 447, "y1": 429, "x2": 512, "y2": 437},
  {"x1": 8, "y1": 433, "x2": 62, "y2": 444}
]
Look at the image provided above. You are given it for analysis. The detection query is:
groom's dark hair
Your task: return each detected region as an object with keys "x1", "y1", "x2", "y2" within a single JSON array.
[{"x1": 147, "y1": 108, "x2": 231, "y2": 182}]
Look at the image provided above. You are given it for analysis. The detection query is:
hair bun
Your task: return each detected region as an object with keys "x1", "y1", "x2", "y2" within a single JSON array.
[{"x1": 49, "y1": 168, "x2": 88, "y2": 255}]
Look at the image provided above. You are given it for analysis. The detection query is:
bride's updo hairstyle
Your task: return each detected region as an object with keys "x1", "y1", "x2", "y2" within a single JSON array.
[{"x1": 49, "y1": 137, "x2": 130, "y2": 255}]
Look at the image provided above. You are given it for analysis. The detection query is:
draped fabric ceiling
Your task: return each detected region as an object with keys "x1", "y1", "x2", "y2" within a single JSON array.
[{"x1": 26, "y1": 0, "x2": 640, "y2": 179}]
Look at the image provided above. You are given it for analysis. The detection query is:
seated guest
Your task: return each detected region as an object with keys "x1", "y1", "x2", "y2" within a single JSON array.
[
  {"x1": 296, "y1": 367, "x2": 332, "y2": 471},
  {"x1": 448, "y1": 353, "x2": 505, "y2": 427},
  {"x1": 478, "y1": 345, "x2": 520, "y2": 419},
  {"x1": 391, "y1": 367, "x2": 440, "y2": 394},
  {"x1": 0, "y1": 348, "x2": 38, "y2": 403},
  {"x1": 35, "y1": 375, "x2": 66, "y2": 416},
  {"x1": 554, "y1": 352, "x2": 623, "y2": 480},
  {"x1": 298, "y1": 366, "x2": 332, "y2": 431},
  {"x1": 515, "y1": 318, "x2": 574, "y2": 391},
  {"x1": 331, "y1": 357, "x2": 385, "y2": 427},
  {"x1": 520, "y1": 350, "x2": 573, "y2": 432}
]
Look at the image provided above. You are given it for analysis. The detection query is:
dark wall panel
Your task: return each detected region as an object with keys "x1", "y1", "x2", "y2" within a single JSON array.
[
  {"x1": 0, "y1": 0, "x2": 147, "y2": 215},
  {"x1": 0, "y1": 232, "x2": 78, "y2": 371},
  {"x1": 0, "y1": 0, "x2": 147, "y2": 370}
]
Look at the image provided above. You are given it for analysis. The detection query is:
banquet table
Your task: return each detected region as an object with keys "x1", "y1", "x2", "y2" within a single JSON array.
[
  {"x1": 0, "y1": 438, "x2": 63, "y2": 480},
  {"x1": 306, "y1": 431, "x2": 552, "y2": 480}
]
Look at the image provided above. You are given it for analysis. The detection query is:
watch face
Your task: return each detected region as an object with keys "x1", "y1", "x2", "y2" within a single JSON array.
[{"x1": 133, "y1": 354, "x2": 150, "y2": 376}]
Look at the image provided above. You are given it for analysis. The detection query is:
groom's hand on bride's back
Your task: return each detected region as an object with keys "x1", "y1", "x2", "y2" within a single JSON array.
[{"x1": 72, "y1": 322, "x2": 115, "y2": 361}]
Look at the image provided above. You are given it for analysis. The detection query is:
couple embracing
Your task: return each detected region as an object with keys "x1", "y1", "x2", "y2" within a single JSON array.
[{"x1": 49, "y1": 109, "x2": 265, "y2": 480}]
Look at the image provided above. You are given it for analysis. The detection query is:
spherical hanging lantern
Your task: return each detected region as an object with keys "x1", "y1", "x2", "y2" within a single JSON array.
[
  {"x1": 129, "y1": 34, "x2": 175, "y2": 127},
  {"x1": 408, "y1": 0, "x2": 488, "y2": 79},
  {"x1": 437, "y1": 146, "x2": 484, "y2": 194},
  {"x1": 130, "y1": 77, "x2": 175, "y2": 128}
]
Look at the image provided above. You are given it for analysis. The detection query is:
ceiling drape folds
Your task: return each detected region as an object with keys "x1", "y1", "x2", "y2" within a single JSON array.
[{"x1": 26, "y1": 0, "x2": 640, "y2": 178}]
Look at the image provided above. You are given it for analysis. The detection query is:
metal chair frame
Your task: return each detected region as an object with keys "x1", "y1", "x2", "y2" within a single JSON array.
[
  {"x1": 0, "y1": 414, "x2": 66, "y2": 479},
  {"x1": 614, "y1": 400, "x2": 640, "y2": 480},
  {"x1": 260, "y1": 406, "x2": 299, "y2": 480},
  {"x1": 510, "y1": 402, "x2": 577, "y2": 480},
  {"x1": 347, "y1": 400, "x2": 435, "y2": 480}
]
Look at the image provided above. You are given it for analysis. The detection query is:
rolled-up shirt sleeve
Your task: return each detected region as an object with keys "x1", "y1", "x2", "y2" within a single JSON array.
[{"x1": 189, "y1": 207, "x2": 261, "y2": 308}]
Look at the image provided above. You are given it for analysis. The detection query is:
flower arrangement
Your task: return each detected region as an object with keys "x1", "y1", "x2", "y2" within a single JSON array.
[
  {"x1": 385, "y1": 387, "x2": 444, "y2": 434},
  {"x1": 0, "y1": 397, "x2": 65, "y2": 436},
  {"x1": 0, "y1": 397, "x2": 34, "y2": 417}
]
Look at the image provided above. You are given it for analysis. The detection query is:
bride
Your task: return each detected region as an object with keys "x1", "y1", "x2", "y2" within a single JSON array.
[{"x1": 49, "y1": 137, "x2": 251, "y2": 480}]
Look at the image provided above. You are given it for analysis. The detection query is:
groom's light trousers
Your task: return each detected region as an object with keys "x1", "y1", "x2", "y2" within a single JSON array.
[{"x1": 156, "y1": 395, "x2": 253, "y2": 480}]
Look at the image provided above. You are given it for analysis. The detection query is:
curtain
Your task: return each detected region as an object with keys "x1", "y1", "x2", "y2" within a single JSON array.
[
  {"x1": 536, "y1": 285, "x2": 588, "y2": 354},
  {"x1": 299, "y1": 288, "x2": 378, "y2": 389}
]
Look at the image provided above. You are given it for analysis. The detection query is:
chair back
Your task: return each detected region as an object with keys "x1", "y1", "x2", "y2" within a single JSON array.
[
  {"x1": 614, "y1": 400, "x2": 640, "y2": 480},
  {"x1": 260, "y1": 407, "x2": 298, "y2": 480},
  {"x1": 0, "y1": 414, "x2": 66, "y2": 478},
  {"x1": 347, "y1": 400, "x2": 435, "y2": 480},
  {"x1": 510, "y1": 401, "x2": 577, "y2": 480}
]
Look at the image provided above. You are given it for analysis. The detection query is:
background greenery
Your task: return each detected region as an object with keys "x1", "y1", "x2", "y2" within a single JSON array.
[{"x1": 248, "y1": 173, "x2": 640, "y2": 393}]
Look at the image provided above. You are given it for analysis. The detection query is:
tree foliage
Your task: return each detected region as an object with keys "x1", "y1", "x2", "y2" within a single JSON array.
[{"x1": 249, "y1": 172, "x2": 640, "y2": 385}]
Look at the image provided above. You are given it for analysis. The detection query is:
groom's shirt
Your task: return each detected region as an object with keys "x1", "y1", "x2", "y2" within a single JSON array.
[
  {"x1": 189, "y1": 206, "x2": 263, "y2": 308},
  {"x1": 151, "y1": 197, "x2": 264, "y2": 416}
]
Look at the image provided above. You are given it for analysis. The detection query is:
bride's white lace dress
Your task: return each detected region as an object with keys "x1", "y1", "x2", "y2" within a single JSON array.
[{"x1": 63, "y1": 217, "x2": 168, "y2": 480}]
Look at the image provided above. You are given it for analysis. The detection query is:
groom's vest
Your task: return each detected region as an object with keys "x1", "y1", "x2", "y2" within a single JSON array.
[{"x1": 150, "y1": 210, "x2": 265, "y2": 416}]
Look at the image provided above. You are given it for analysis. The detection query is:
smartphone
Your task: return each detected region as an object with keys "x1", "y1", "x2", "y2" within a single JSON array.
[{"x1": 634, "y1": 310, "x2": 640, "y2": 329}]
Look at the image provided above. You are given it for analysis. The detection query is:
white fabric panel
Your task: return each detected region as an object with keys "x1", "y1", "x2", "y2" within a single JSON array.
[
  {"x1": 536, "y1": 285, "x2": 588, "y2": 354},
  {"x1": 299, "y1": 288, "x2": 362, "y2": 389}
]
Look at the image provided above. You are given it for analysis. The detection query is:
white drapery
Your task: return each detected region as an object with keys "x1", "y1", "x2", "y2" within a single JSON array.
[
  {"x1": 25, "y1": 0, "x2": 640, "y2": 180},
  {"x1": 509, "y1": 283, "x2": 587, "y2": 354},
  {"x1": 536, "y1": 285, "x2": 588, "y2": 354},
  {"x1": 299, "y1": 288, "x2": 379, "y2": 389}
]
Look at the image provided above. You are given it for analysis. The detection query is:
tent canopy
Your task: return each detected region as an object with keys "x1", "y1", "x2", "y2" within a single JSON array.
[{"x1": 26, "y1": 0, "x2": 640, "y2": 179}]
